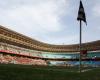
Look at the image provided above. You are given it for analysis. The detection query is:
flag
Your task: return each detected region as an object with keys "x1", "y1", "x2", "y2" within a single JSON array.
[{"x1": 77, "y1": 0, "x2": 87, "y2": 25}]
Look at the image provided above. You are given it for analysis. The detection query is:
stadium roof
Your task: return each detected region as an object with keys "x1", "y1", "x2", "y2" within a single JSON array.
[{"x1": 0, "y1": 25, "x2": 100, "y2": 52}]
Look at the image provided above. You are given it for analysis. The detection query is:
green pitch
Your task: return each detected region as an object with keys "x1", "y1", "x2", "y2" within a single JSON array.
[{"x1": 0, "y1": 64, "x2": 100, "y2": 80}]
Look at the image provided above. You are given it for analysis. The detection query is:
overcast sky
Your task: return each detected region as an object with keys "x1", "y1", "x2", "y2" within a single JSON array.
[{"x1": 0, "y1": 0, "x2": 100, "y2": 45}]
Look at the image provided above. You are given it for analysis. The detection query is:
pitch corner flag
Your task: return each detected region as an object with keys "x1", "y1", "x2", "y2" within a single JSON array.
[{"x1": 77, "y1": 0, "x2": 87, "y2": 25}]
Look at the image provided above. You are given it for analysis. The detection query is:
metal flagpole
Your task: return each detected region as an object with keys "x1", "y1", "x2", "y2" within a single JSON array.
[
  {"x1": 79, "y1": 20, "x2": 82, "y2": 73},
  {"x1": 77, "y1": 0, "x2": 87, "y2": 73}
]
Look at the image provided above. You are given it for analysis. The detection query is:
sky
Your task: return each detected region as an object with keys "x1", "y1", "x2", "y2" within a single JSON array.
[{"x1": 0, "y1": 0, "x2": 100, "y2": 45}]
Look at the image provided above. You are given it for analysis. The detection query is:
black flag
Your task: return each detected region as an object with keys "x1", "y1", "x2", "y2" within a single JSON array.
[{"x1": 77, "y1": 0, "x2": 87, "y2": 25}]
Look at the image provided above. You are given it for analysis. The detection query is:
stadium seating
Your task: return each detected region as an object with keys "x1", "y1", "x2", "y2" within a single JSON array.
[
  {"x1": 0, "y1": 53, "x2": 47, "y2": 65},
  {"x1": 0, "y1": 43, "x2": 47, "y2": 65},
  {"x1": 0, "y1": 42, "x2": 43, "y2": 58}
]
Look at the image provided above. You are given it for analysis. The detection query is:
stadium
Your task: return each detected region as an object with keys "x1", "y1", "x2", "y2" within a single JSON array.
[
  {"x1": 0, "y1": 25, "x2": 100, "y2": 67},
  {"x1": 0, "y1": 25, "x2": 100, "y2": 80},
  {"x1": 0, "y1": 0, "x2": 100, "y2": 80}
]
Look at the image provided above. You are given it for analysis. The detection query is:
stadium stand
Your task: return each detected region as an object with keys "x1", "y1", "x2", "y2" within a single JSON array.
[
  {"x1": 0, "y1": 25, "x2": 100, "y2": 66},
  {"x1": 0, "y1": 53, "x2": 47, "y2": 65},
  {"x1": 0, "y1": 42, "x2": 47, "y2": 65}
]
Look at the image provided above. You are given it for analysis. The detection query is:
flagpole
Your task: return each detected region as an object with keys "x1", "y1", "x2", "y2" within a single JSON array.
[
  {"x1": 77, "y1": 0, "x2": 87, "y2": 73},
  {"x1": 79, "y1": 20, "x2": 82, "y2": 73}
]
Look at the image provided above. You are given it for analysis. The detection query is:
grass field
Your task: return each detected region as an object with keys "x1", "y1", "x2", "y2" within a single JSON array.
[{"x1": 0, "y1": 64, "x2": 100, "y2": 80}]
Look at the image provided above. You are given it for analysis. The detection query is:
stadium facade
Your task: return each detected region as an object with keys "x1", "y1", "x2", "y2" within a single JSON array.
[{"x1": 0, "y1": 25, "x2": 100, "y2": 66}]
